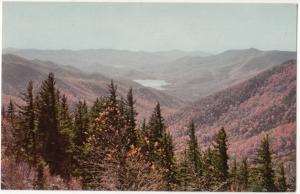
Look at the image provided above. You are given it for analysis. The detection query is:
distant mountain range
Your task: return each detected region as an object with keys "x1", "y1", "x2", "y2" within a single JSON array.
[
  {"x1": 167, "y1": 60, "x2": 296, "y2": 178},
  {"x1": 4, "y1": 48, "x2": 296, "y2": 101},
  {"x1": 155, "y1": 48, "x2": 296, "y2": 101},
  {"x1": 2, "y1": 54, "x2": 184, "y2": 120},
  {"x1": 3, "y1": 48, "x2": 211, "y2": 69},
  {"x1": 2, "y1": 48, "x2": 296, "y2": 179}
]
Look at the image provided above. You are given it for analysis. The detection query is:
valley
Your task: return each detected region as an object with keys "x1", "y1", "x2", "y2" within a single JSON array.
[
  {"x1": 5, "y1": 48, "x2": 296, "y2": 101},
  {"x1": 2, "y1": 48, "x2": 297, "y2": 188}
]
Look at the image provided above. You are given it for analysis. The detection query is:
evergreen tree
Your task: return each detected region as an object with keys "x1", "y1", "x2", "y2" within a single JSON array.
[
  {"x1": 57, "y1": 95, "x2": 75, "y2": 180},
  {"x1": 74, "y1": 100, "x2": 90, "y2": 147},
  {"x1": 36, "y1": 73, "x2": 66, "y2": 177},
  {"x1": 141, "y1": 119, "x2": 146, "y2": 131},
  {"x1": 125, "y1": 88, "x2": 138, "y2": 147},
  {"x1": 230, "y1": 158, "x2": 238, "y2": 191},
  {"x1": 146, "y1": 103, "x2": 165, "y2": 163},
  {"x1": 254, "y1": 135, "x2": 275, "y2": 191},
  {"x1": 177, "y1": 150, "x2": 200, "y2": 191},
  {"x1": 6, "y1": 99, "x2": 22, "y2": 160},
  {"x1": 238, "y1": 158, "x2": 249, "y2": 191},
  {"x1": 17, "y1": 81, "x2": 37, "y2": 166},
  {"x1": 2, "y1": 106, "x2": 6, "y2": 118},
  {"x1": 161, "y1": 132, "x2": 178, "y2": 190},
  {"x1": 73, "y1": 99, "x2": 92, "y2": 185},
  {"x1": 214, "y1": 127, "x2": 229, "y2": 182},
  {"x1": 89, "y1": 97, "x2": 105, "y2": 122},
  {"x1": 277, "y1": 163, "x2": 287, "y2": 192},
  {"x1": 202, "y1": 146, "x2": 219, "y2": 190},
  {"x1": 187, "y1": 120, "x2": 202, "y2": 176},
  {"x1": 7, "y1": 99, "x2": 16, "y2": 127},
  {"x1": 82, "y1": 81, "x2": 128, "y2": 189}
]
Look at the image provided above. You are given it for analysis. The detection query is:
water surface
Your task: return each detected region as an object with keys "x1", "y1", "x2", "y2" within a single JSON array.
[{"x1": 134, "y1": 79, "x2": 170, "y2": 90}]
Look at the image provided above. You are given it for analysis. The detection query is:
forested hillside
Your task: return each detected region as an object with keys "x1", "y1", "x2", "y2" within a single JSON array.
[
  {"x1": 168, "y1": 60, "x2": 296, "y2": 180},
  {"x1": 1, "y1": 71, "x2": 294, "y2": 191},
  {"x1": 5, "y1": 48, "x2": 296, "y2": 101},
  {"x1": 2, "y1": 54, "x2": 183, "y2": 120}
]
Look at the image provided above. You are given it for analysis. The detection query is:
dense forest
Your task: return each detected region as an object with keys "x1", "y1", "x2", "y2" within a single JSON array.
[{"x1": 1, "y1": 73, "x2": 293, "y2": 191}]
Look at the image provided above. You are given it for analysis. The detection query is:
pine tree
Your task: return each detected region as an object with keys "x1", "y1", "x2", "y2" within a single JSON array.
[
  {"x1": 74, "y1": 100, "x2": 90, "y2": 147},
  {"x1": 57, "y1": 95, "x2": 75, "y2": 181},
  {"x1": 6, "y1": 99, "x2": 22, "y2": 160},
  {"x1": 187, "y1": 120, "x2": 202, "y2": 176},
  {"x1": 36, "y1": 73, "x2": 67, "y2": 177},
  {"x1": 82, "y1": 80, "x2": 128, "y2": 189},
  {"x1": 277, "y1": 163, "x2": 287, "y2": 192},
  {"x1": 230, "y1": 158, "x2": 238, "y2": 191},
  {"x1": 2, "y1": 106, "x2": 6, "y2": 118},
  {"x1": 89, "y1": 97, "x2": 105, "y2": 122},
  {"x1": 141, "y1": 119, "x2": 146, "y2": 131},
  {"x1": 238, "y1": 158, "x2": 249, "y2": 191},
  {"x1": 146, "y1": 103, "x2": 165, "y2": 163},
  {"x1": 17, "y1": 81, "x2": 37, "y2": 166},
  {"x1": 177, "y1": 150, "x2": 200, "y2": 191},
  {"x1": 202, "y1": 146, "x2": 219, "y2": 190},
  {"x1": 214, "y1": 127, "x2": 229, "y2": 182},
  {"x1": 125, "y1": 88, "x2": 138, "y2": 147},
  {"x1": 7, "y1": 99, "x2": 16, "y2": 128},
  {"x1": 161, "y1": 132, "x2": 178, "y2": 190},
  {"x1": 254, "y1": 135, "x2": 275, "y2": 191},
  {"x1": 73, "y1": 99, "x2": 91, "y2": 185}
]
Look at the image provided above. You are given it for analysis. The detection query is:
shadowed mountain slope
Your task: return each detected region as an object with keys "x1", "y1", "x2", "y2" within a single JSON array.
[
  {"x1": 167, "y1": 59, "x2": 296, "y2": 177},
  {"x1": 5, "y1": 48, "x2": 296, "y2": 102},
  {"x1": 2, "y1": 54, "x2": 184, "y2": 120}
]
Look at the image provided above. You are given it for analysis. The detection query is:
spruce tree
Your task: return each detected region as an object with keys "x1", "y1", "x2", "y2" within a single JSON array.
[
  {"x1": 57, "y1": 95, "x2": 75, "y2": 180},
  {"x1": 187, "y1": 120, "x2": 202, "y2": 176},
  {"x1": 125, "y1": 88, "x2": 138, "y2": 147},
  {"x1": 7, "y1": 99, "x2": 16, "y2": 128},
  {"x1": 238, "y1": 158, "x2": 249, "y2": 191},
  {"x1": 177, "y1": 150, "x2": 200, "y2": 191},
  {"x1": 202, "y1": 146, "x2": 219, "y2": 190},
  {"x1": 17, "y1": 81, "x2": 37, "y2": 166},
  {"x1": 36, "y1": 73, "x2": 64, "y2": 176},
  {"x1": 2, "y1": 106, "x2": 5, "y2": 118},
  {"x1": 214, "y1": 127, "x2": 229, "y2": 182},
  {"x1": 89, "y1": 97, "x2": 105, "y2": 122},
  {"x1": 6, "y1": 99, "x2": 22, "y2": 160},
  {"x1": 74, "y1": 100, "x2": 90, "y2": 147},
  {"x1": 230, "y1": 158, "x2": 238, "y2": 191},
  {"x1": 254, "y1": 135, "x2": 275, "y2": 191},
  {"x1": 82, "y1": 80, "x2": 128, "y2": 189},
  {"x1": 277, "y1": 163, "x2": 287, "y2": 192},
  {"x1": 161, "y1": 132, "x2": 178, "y2": 190},
  {"x1": 73, "y1": 99, "x2": 91, "y2": 183},
  {"x1": 147, "y1": 103, "x2": 165, "y2": 163},
  {"x1": 141, "y1": 119, "x2": 146, "y2": 131}
]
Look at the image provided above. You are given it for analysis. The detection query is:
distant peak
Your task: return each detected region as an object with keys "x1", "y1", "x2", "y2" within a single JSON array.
[{"x1": 219, "y1": 48, "x2": 262, "y2": 55}]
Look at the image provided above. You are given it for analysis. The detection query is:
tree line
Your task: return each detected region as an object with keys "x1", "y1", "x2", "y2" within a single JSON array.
[{"x1": 2, "y1": 73, "x2": 291, "y2": 191}]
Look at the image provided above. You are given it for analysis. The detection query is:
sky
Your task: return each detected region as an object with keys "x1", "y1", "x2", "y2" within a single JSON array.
[{"x1": 2, "y1": 2, "x2": 297, "y2": 54}]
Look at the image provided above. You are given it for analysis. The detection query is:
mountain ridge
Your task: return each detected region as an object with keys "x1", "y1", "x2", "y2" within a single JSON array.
[
  {"x1": 2, "y1": 54, "x2": 184, "y2": 120},
  {"x1": 4, "y1": 48, "x2": 296, "y2": 102},
  {"x1": 167, "y1": 59, "x2": 296, "y2": 177}
]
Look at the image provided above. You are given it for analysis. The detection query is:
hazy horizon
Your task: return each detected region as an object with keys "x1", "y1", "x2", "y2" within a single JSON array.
[
  {"x1": 3, "y1": 47, "x2": 296, "y2": 55},
  {"x1": 3, "y1": 3, "x2": 297, "y2": 54}
]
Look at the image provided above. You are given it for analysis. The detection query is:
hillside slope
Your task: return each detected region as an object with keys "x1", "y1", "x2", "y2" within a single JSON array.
[
  {"x1": 168, "y1": 60, "x2": 296, "y2": 177},
  {"x1": 2, "y1": 54, "x2": 184, "y2": 120},
  {"x1": 159, "y1": 49, "x2": 296, "y2": 101},
  {"x1": 4, "y1": 48, "x2": 210, "y2": 70},
  {"x1": 6, "y1": 48, "x2": 296, "y2": 102}
]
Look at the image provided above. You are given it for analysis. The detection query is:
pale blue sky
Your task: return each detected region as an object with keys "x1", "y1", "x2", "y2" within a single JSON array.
[{"x1": 3, "y1": 3, "x2": 297, "y2": 53}]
